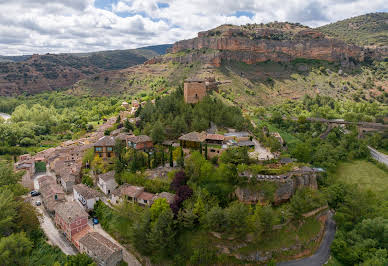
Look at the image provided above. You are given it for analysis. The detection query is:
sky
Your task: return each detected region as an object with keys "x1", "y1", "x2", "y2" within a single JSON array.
[{"x1": 0, "y1": 0, "x2": 387, "y2": 55}]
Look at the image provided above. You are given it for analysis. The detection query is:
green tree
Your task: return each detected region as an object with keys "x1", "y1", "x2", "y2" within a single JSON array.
[
  {"x1": 149, "y1": 208, "x2": 176, "y2": 257},
  {"x1": 150, "y1": 198, "x2": 170, "y2": 221},
  {"x1": 0, "y1": 190, "x2": 19, "y2": 236},
  {"x1": 151, "y1": 121, "x2": 165, "y2": 144},
  {"x1": 0, "y1": 232, "x2": 32, "y2": 265},
  {"x1": 65, "y1": 253, "x2": 96, "y2": 266},
  {"x1": 203, "y1": 206, "x2": 226, "y2": 232},
  {"x1": 131, "y1": 210, "x2": 152, "y2": 255}
]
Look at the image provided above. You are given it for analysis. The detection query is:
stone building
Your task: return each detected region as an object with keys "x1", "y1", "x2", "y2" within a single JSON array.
[
  {"x1": 54, "y1": 201, "x2": 88, "y2": 244},
  {"x1": 73, "y1": 184, "x2": 102, "y2": 210},
  {"x1": 78, "y1": 231, "x2": 123, "y2": 266},
  {"x1": 184, "y1": 79, "x2": 207, "y2": 104},
  {"x1": 183, "y1": 77, "x2": 217, "y2": 104}
]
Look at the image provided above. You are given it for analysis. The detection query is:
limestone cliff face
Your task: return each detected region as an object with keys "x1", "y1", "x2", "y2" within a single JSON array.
[
  {"x1": 235, "y1": 168, "x2": 318, "y2": 205},
  {"x1": 147, "y1": 23, "x2": 382, "y2": 67}
]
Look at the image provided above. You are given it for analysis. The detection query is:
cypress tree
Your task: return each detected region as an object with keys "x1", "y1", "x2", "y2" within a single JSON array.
[{"x1": 169, "y1": 147, "x2": 173, "y2": 167}]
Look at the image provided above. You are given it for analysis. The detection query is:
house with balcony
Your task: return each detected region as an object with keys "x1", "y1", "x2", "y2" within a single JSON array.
[
  {"x1": 73, "y1": 184, "x2": 102, "y2": 210},
  {"x1": 54, "y1": 201, "x2": 88, "y2": 245},
  {"x1": 93, "y1": 136, "x2": 116, "y2": 159}
]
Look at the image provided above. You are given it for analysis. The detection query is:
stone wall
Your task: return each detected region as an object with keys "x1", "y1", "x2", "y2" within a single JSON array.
[{"x1": 235, "y1": 169, "x2": 318, "y2": 205}]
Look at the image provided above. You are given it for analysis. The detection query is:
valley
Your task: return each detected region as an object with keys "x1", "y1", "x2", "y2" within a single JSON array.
[{"x1": 0, "y1": 11, "x2": 387, "y2": 266}]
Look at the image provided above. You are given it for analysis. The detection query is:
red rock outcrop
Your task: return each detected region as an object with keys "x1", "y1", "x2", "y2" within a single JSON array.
[{"x1": 147, "y1": 23, "x2": 381, "y2": 67}]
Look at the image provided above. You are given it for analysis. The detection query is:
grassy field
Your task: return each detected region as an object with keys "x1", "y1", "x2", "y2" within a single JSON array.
[{"x1": 334, "y1": 160, "x2": 388, "y2": 194}]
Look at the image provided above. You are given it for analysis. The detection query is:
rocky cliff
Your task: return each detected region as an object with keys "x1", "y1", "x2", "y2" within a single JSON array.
[
  {"x1": 235, "y1": 167, "x2": 319, "y2": 205},
  {"x1": 147, "y1": 23, "x2": 385, "y2": 67}
]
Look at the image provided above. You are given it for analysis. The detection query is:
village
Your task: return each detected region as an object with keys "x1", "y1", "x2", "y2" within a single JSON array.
[{"x1": 14, "y1": 78, "x2": 324, "y2": 266}]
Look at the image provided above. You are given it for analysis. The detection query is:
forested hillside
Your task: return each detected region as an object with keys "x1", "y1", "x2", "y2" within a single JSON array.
[{"x1": 317, "y1": 12, "x2": 388, "y2": 47}]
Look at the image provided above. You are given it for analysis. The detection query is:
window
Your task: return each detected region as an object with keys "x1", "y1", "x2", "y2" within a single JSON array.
[
  {"x1": 54, "y1": 195, "x2": 58, "y2": 200},
  {"x1": 144, "y1": 200, "x2": 147, "y2": 203},
  {"x1": 95, "y1": 147, "x2": 103, "y2": 152},
  {"x1": 107, "y1": 153, "x2": 111, "y2": 158},
  {"x1": 107, "y1": 147, "x2": 113, "y2": 152}
]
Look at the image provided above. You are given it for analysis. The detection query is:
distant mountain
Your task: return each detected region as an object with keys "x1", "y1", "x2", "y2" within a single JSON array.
[
  {"x1": 317, "y1": 12, "x2": 388, "y2": 47},
  {"x1": 0, "y1": 44, "x2": 172, "y2": 95}
]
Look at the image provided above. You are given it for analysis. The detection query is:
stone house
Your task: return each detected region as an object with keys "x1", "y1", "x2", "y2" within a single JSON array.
[
  {"x1": 179, "y1": 132, "x2": 207, "y2": 149},
  {"x1": 205, "y1": 134, "x2": 225, "y2": 145},
  {"x1": 54, "y1": 201, "x2": 89, "y2": 245},
  {"x1": 78, "y1": 231, "x2": 123, "y2": 266},
  {"x1": 126, "y1": 135, "x2": 153, "y2": 151},
  {"x1": 97, "y1": 171, "x2": 118, "y2": 195},
  {"x1": 73, "y1": 184, "x2": 102, "y2": 210},
  {"x1": 111, "y1": 184, "x2": 154, "y2": 206},
  {"x1": 38, "y1": 176, "x2": 65, "y2": 213},
  {"x1": 60, "y1": 172, "x2": 76, "y2": 193},
  {"x1": 94, "y1": 136, "x2": 116, "y2": 159},
  {"x1": 15, "y1": 160, "x2": 35, "y2": 190},
  {"x1": 137, "y1": 191, "x2": 154, "y2": 206}
]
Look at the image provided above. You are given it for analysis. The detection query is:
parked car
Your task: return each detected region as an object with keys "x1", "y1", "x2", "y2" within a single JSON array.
[
  {"x1": 30, "y1": 191, "x2": 41, "y2": 197},
  {"x1": 92, "y1": 218, "x2": 99, "y2": 225},
  {"x1": 35, "y1": 201, "x2": 41, "y2": 206}
]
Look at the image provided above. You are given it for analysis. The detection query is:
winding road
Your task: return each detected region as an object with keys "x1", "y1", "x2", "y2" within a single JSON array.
[{"x1": 278, "y1": 212, "x2": 336, "y2": 266}]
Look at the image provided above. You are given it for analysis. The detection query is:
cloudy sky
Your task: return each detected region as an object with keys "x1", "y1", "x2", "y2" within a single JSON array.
[{"x1": 0, "y1": 0, "x2": 387, "y2": 55}]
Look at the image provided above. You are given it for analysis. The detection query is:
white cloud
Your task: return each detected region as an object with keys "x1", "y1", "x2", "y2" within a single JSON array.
[{"x1": 0, "y1": 0, "x2": 386, "y2": 55}]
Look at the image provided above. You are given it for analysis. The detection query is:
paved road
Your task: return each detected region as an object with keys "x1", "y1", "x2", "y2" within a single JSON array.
[
  {"x1": 88, "y1": 220, "x2": 141, "y2": 266},
  {"x1": 278, "y1": 212, "x2": 336, "y2": 266},
  {"x1": 368, "y1": 146, "x2": 388, "y2": 167},
  {"x1": 34, "y1": 199, "x2": 77, "y2": 255}
]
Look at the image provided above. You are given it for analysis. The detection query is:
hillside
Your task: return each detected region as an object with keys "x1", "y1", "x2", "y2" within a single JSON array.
[
  {"x1": 0, "y1": 44, "x2": 171, "y2": 96},
  {"x1": 317, "y1": 12, "x2": 388, "y2": 47},
  {"x1": 73, "y1": 23, "x2": 388, "y2": 109}
]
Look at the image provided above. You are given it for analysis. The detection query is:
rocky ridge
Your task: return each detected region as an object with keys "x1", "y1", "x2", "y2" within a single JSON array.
[{"x1": 146, "y1": 23, "x2": 387, "y2": 67}]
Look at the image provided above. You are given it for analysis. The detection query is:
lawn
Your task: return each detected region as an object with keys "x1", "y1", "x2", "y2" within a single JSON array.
[{"x1": 334, "y1": 160, "x2": 388, "y2": 194}]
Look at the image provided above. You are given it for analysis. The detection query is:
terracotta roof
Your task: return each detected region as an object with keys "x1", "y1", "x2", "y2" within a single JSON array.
[
  {"x1": 127, "y1": 135, "x2": 151, "y2": 143},
  {"x1": 206, "y1": 134, "x2": 225, "y2": 141},
  {"x1": 61, "y1": 172, "x2": 76, "y2": 183},
  {"x1": 55, "y1": 201, "x2": 88, "y2": 223},
  {"x1": 38, "y1": 176, "x2": 55, "y2": 188},
  {"x1": 113, "y1": 184, "x2": 144, "y2": 198},
  {"x1": 116, "y1": 133, "x2": 132, "y2": 141},
  {"x1": 152, "y1": 192, "x2": 175, "y2": 204},
  {"x1": 73, "y1": 184, "x2": 102, "y2": 199},
  {"x1": 72, "y1": 226, "x2": 92, "y2": 245},
  {"x1": 79, "y1": 232, "x2": 121, "y2": 262},
  {"x1": 178, "y1": 132, "x2": 206, "y2": 142},
  {"x1": 138, "y1": 191, "x2": 154, "y2": 201},
  {"x1": 98, "y1": 171, "x2": 115, "y2": 182},
  {"x1": 121, "y1": 185, "x2": 144, "y2": 198},
  {"x1": 94, "y1": 136, "x2": 115, "y2": 147}
]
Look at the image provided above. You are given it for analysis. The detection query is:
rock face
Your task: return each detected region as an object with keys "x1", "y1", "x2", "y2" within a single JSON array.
[
  {"x1": 147, "y1": 23, "x2": 385, "y2": 67},
  {"x1": 235, "y1": 167, "x2": 318, "y2": 205}
]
